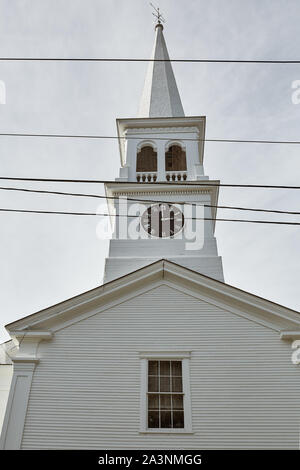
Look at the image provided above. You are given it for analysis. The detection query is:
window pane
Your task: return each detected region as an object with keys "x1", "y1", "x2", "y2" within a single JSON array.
[
  {"x1": 171, "y1": 361, "x2": 182, "y2": 376},
  {"x1": 160, "y1": 411, "x2": 172, "y2": 428},
  {"x1": 148, "y1": 410, "x2": 159, "y2": 428},
  {"x1": 147, "y1": 359, "x2": 185, "y2": 430},
  {"x1": 160, "y1": 361, "x2": 170, "y2": 375},
  {"x1": 173, "y1": 411, "x2": 184, "y2": 428},
  {"x1": 148, "y1": 376, "x2": 159, "y2": 392},
  {"x1": 160, "y1": 394, "x2": 171, "y2": 410},
  {"x1": 172, "y1": 394, "x2": 183, "y2": 410},
  {"x1": 160, "y1": 376, "x2": 170, "y2": 392},
  {"x1": 172, "y1": 376, "x2": 182, "y2": 392},
  {"x1": 148, "y1": 394, "x2": 159, "y2": 410},
  {"x1": 148, "y1": 361, "x2": 158, "y2": 376}
]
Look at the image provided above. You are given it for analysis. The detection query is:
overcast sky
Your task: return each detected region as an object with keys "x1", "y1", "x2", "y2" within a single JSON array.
[{"x1": 0, "y1": 0, "x2": 300, "y2": 342}]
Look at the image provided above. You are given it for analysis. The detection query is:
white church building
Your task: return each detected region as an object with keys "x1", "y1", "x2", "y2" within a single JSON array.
[{"x1": 1, "y1": 21, "x2": 300, "y2": 450}]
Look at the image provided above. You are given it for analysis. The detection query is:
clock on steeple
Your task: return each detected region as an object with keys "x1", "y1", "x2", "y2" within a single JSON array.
[{"x1": 141, "y1": 203, "x2": 184, "y2": 238}]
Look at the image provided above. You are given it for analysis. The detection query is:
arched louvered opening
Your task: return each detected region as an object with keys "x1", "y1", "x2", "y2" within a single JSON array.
[
  {"x1": 136, "y1": 146, "x2": 157, "y2": 172},
  {"x1": 165, "y1": 145, "x2": 187, "y2": 172},
  {"x1": 165, "y1": 144, "x2": 187, "y2": 181}
]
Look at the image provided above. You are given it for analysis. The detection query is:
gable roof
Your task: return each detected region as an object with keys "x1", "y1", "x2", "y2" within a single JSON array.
[{"x1": 5, "y1": 259, "x2": 300, "y2": 339}]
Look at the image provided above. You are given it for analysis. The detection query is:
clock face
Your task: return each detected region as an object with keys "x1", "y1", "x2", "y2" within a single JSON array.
[{"x1": 141, "y1": 203, "x2": 184, "y2": 238}]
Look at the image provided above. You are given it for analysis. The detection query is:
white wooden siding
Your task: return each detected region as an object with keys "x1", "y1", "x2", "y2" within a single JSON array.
[{"x1": 21, "y1": 284, "x2": 300, "y2": 449}]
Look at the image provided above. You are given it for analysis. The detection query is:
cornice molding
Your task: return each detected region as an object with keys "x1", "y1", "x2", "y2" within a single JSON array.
[
  {"x1": 139, "y1": 351, "x2": 191, "y2": 359},
  {"x1": 105, "y1": 181, "x2": 219, "y2": 231},
  {"x1": 125, "y1": 126, "x2": 200, "y2": 134},
  {"x1": 115, "y1": 190, "x2": 211, "y2": 197},
  {"x1": 280, "y1": 331, "x2": 300, "y2": 340},
  {"x1": 9, "y1": 331, "x2": 53, "y2": 363}
]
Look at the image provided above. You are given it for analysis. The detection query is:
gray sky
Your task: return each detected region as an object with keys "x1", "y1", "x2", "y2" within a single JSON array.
[{"x1": 0, "y1": 0, "x2": 300, "y2": 342}]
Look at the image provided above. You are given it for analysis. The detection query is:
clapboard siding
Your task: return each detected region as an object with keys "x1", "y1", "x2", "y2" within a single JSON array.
[{"x1": 21, "y1": 285, "x2": 299, "y2": 449}]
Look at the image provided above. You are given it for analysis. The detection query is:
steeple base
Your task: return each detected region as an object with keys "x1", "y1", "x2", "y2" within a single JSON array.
[{"x1": 104, "y1": 256, "x2": 224, "y2": 284}]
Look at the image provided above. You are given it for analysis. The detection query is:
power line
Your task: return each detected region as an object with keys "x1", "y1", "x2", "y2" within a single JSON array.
[
  {"x1": 1, "y1": 132, "x2": 300, "y2": 145},
  {"x1": 0, "y1": 176, "x2": 299, "y2": 190},
  {"x1": 1, "y1": 57, "x2": 300, "y2": 64},
  {"x1": 1, "y1": 185, "x2": 300, "y2": 216},
  {"x1": 0, "y1": 207, "x2": 299, "y2": 225},
  {"x1": 0, "y1": 208, "x2": 133, "y2": 217}
]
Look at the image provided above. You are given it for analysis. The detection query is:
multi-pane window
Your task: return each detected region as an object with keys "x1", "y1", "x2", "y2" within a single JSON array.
[{"x1": 148, "y1": 360, "x2": 184, "y2": 429}]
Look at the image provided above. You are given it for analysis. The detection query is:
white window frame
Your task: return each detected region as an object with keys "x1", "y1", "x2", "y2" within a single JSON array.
[{"x1": 139, "y1": 351, "x2": 193, "y2": 434}]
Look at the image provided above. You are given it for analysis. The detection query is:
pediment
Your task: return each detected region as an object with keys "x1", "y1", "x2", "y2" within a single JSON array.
[{"x1": 6, "y1": 260, "x2": 300, "y2": 340}]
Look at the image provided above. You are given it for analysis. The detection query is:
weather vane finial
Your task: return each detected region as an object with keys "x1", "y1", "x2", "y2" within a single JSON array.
[{"x1": 150, "y1": 3, "x2": 166, "y2": 26}]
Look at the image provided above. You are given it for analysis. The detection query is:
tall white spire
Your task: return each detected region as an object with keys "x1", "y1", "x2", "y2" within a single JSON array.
[{"x1": 138, "y1": 23, "x2": 185, "y2": 118}]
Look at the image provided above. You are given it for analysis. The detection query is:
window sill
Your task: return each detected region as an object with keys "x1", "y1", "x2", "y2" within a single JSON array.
[{"x1": 139, "y1": 429, "x2": 194, "y2": 435}]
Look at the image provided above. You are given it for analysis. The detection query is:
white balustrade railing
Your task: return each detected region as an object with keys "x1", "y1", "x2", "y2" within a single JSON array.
[
  {"x1": 165, "y1": 171, "x2": 187, "y2": 181},
  {"x1": 136, "y1": 171, "x2": 187, "y2": 182},
  {"x1": 136, "y1": 172, "x2": 157, "y2": 182}
]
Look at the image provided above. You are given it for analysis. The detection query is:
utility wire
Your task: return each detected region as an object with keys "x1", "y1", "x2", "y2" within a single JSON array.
[
  {"x1": 1, "y1": 132, "x2": 300, "y2": 145},
  {"x1": 0, "y1": 207, "x2": 299, "y2": 225},
  {"x1": 0, "y1": 176, "x2": 299, "y2": 190},
  {"x1": 1, "y1": 57, "x2": 300, "y2": 64},
  {"x1": 0, "y1": 185, "x2": 299, "y2": 216}
]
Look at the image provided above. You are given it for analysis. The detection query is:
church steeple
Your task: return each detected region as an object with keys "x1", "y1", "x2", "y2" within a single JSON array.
[
  {"x1": 103, "y1": 18, "x2": 224, "y2": 285},
  {"x1": 138, "y1": 23, "x2": 184, "y2": 118}
]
